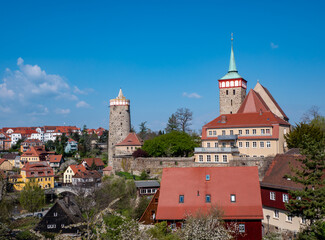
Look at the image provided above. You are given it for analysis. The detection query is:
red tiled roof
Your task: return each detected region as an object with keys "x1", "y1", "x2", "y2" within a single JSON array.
[
  {"x1": 203, "y1": 111, "x2": 289, "y2": 133},
  {"x1": 261, "y1": 154, "x2": 304, "y2": 191},
  {"x1": 0, "y1": 159, "x2": 6, "y2": 165},
  {"x1": 68, "y1": 138, "x2": 77, "y2": 143},
  {"x1": 115, "y1": 132, "x2": 143, "y2": 146},
  {"x1": 83, "y1": 158, "x2": 105, "y2": 167},
  {"x1": 156, "y1": 167, "x2": 263, "y2": 220},
  {"x1": 70, "y1": 164, "x2": 87, "y2": 174},
  {"x1": 237, "y1": 89, "x2": 270, "y2": 114},
  {"x1": 21, "y1": 146, "x2": 47, "y2": 157},
  {"x1": 23, "y1": 139, "x2": 43, "y2": 144},
  {"x1": 21, "y1": 161, "x2": 54, "y2": 178},
  {"x1": 48, "y1": 155, "x2": 63, "y2": 163},
  {"x1": 73, "y1": 170, "x2": 101, "y2": 179},
  {"x1": 103, "y1": 166, "x2": 113, "y2": 171}
]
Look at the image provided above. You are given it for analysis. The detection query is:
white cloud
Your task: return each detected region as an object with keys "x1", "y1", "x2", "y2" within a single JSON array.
[
  {"x1": 28, "y1": 105, "x2": 49, "y2": 116},
  {"x1": 73, "y1": 86, "x2": 94, "y2": 95},
  {"x1": 0, "y1": 105, "x2": 11, "y2": 113},
  {"x1": 270, "y1": 42, "x2": 279, "y2": 49},
  {"x1": 55, "y1": 108, "x2": 70, "y2": 114},
  {"x1": 0, "y1": 82, "x2": 14, "y2": 98},
  {"x1": 76, "y1": 101, "x2": 90, "y2": 108},
  {"x1": 182, "y1": 92, "x2": 202, "y2": 99}
]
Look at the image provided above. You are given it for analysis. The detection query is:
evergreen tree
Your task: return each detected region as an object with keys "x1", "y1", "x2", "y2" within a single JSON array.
[{"x1": 285, "y1": 124, "x2": 325, "y2": 239}]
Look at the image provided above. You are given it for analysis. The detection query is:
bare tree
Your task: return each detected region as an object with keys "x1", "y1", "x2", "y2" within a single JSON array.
[
  {"x1": 301, "y1": 105, "x2": 320, "y2": 123},
  {"x1": 175, "y1": 108, "x2": 193, "y2": 133}
]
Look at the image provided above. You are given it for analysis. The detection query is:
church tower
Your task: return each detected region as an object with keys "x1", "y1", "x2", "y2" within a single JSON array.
[
  {"x1": 218, "y1": 35, "x2": 247, "y2": 115},
  {"x1": 108, "y1": 89, "x2": 131, "y2": 165}
]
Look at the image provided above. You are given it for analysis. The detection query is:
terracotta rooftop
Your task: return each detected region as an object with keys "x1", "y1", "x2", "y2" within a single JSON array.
[
  {"x1": 69, "y1": 164, "x2": 87, "y2": 174},
  {"x1": 48, "y1": 155, "x2": 63, "y2": 163},
  {"x1": 115, "y1": 132, "x2": 143, "y2": 146},
  {"x1": 237, "y1": 89, "x2": 270, "y2": 114},
  {"x1": 103, "y1": 166, "x2": 113, "y2": 171},
  {"x1": 21, "y1": 146, "x2": 47, "y2": 157},
  {"x1": 21, "y1": 161, "x2": 54, "y2": 178},
  {"x1": 0, "y1": 159, "x2": 6, "y2": 165},
  {"x1": 83, "y1": 158, "x2": 105, "y2": 167},
  {"x1": 73, "y1": 170, "x2": 101, "y2": 179},
  {"x1": 261, "y1": 154, "x2": 304, "y2": 191},
  {"x1": 156, "y1": 167, "x2": 263, "y2": 221}
]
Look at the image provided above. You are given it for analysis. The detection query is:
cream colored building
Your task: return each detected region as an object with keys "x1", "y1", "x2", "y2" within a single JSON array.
[
  {"x1": 115, "y1": 132, "x2": 143, "y2": 156},
  {"x1": 63, "y1": 164, "x2": 86, "y2": 184}
]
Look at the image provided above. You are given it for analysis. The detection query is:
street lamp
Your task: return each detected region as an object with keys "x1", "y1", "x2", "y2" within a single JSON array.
[{"x1": 266, "y1": 215, "x2": 270, "y2": 235}]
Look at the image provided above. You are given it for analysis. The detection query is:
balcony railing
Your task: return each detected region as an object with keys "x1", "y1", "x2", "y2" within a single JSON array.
[
  {"x1": 217, "y1": 135, "x2": 238, "y2": 140},
  {"x1": 194, "y1": 147, "x2": 239, "y2": 153}
]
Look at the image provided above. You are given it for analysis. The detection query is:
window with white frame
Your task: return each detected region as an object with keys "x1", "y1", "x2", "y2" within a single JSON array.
[
  {"x1": 253, "y1": 142, "x2": 257, "y2": 148},
  {"x1": 238, "y1": 224, "x2": 245, "y2": 233},
  {"x1": 266, "y1": 129, "x2": 270, "y2": 134},
  {"x1": 230, "y1": 194, "x2": 236, "y2": 202},
  {"x1": 215, "y1": 142, "x2": 218, "y2": 147},
  {"x1": 207, "y1": 143, "x2": 210, "y2": 148},
  {"x1": 245, "y1": 129, "x2": 249, "y2": 135},
  {"x1": 214, "y1": 155, "x2": 219, "y2": 162},
  {"x1": 283, "y1": 194, "x2": 289, "y2": 203},
  {"x1": 199, "y1": 155, "x2": 203, "y2": 162},
  {"x1": 54, "y1": 212, "x2": 58, "y2": 217},
  {"x1": 230, "y1": 130, "x2": 234, "y2": 135},
  {"x1": 270, "y1": 192, "x2": 276, "y2": 200},
  {"x1": 260, "y1": 142, "x2": 264, "y2": 148},
  {"x1": 213, "y1": 130, "x2": 216, "y2": 135},
  {"x1": 261, "y1": 129, "x2": 265, "y2": 135},
  {"x1": 209, "y1": 131, "x2": 212, "y2": 135},
  {"x1": 238, "y1": 130, "x2": 242, "y2": 135},
  {"x1": 222, "y1": 155, "x2": 227, "y2": 162},
  {"x1": 274, "y1": 210, "x2": 279, "y2": 218},
  {"x1": 239, "y1": 142, "x2": 242, "y2": 148},
  {"x1": 245, "y1": 142, "x2": 249, "y2": 148},
  {"x1": 222, "y1": 130, "x2": 226, "y2": 135},
  {"x1": 47, "y1": 224, "x2": 56, "y2": 229},
  {"x1": 267, "y1": 141, "x2": 271, "y2": 148},
  {"x1": 253, "y1": 129, "x2": 256, "y2": 135},
  {"x1": 207, "y1": 155, "x2": 211, "y2": 162}
]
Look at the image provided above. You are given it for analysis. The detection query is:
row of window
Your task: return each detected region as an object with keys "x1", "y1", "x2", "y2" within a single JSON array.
[
  {"x1": 37, "y1": 177, "x2": 51, "y2": 182},
  {"x1": 238, "y1": 141, "x2": 271, "y2": 148},
  {"x1": 179, "y1": 194, "x2": 236, "y2": 203},
  {"x1": 208, "y1": 128, "x2": 271, "y2": 136},
  {"x1": 198, "y1": 155, "x2": 228, "y2": 163},
  {"x1": 270, "y1": 192, "x2": 289, "y2": 203},
  {"x1": 140, "y1": 188, "x2": 158, "y2": 194},
  {"x1": 47, "y1": 224, "x2": 65, "y2": 229},
  {"x1": 273, "y1": 210, "x2": 306, "y2": 223},
  {"x1": 126, "y1": 146, "x2": 139, "y2": 150}
]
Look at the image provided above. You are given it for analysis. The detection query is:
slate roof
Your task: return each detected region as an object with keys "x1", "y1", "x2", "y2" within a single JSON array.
[
  {"x1": 2, "y1": 153, "x2": 19, "y2": 160},
  {"x1": 261, "y1": 154, "x2": 304, "y2": 191},
  {"x1": 156, "y1": 167, "x2": 263, "y2": 221},
  {"x1": 134, "y1": 180, "x2": 160, "y2": 188},
  {"x1": 115, "y1": 133, "x2": 143, "y2": 146}
]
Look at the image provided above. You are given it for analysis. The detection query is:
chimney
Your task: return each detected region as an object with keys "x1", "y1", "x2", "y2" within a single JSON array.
[{"x1": 221, "y1": 115, "x2": 227, "y2": 123}]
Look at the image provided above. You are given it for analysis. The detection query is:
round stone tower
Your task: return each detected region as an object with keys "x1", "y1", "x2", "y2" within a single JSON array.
[{"x1": 108, "y1": 89, "x2": 131, "y2": 165}]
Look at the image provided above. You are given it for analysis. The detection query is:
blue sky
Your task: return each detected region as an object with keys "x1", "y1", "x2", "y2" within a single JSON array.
[{"x1": 0, "y1": 0, "x2": 324, "y2": 132}]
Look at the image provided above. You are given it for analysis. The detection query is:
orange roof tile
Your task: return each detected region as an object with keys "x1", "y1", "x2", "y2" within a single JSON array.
[
  {"x1": 156, "y1": 167, "x2": 263, "y2": 220},
  {"x1": 21, "y1": 161, "x2": 54, "y2": 178},
  {"x1": 83, "y1": 158, "x2": 104, "y2": 167},
  {"x1": 69, "y1": 164, "x2": 87, "y2": 174},
  {"x1": 115, "y1": 132, "x2": 143, "y2": 146},
  {"x1": 0, "y1": 159, "x2": 6, "y2": 165},
  {"x1": 48, "y1": 155, "x2": 63, "y2": 163}
]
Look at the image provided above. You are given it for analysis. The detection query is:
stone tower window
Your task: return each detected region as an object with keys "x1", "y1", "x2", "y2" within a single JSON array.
[
  {"x1": 233, "y1": 90, "x2": 235, "y2": 95},
  {"x1": 231, "y1": 100, "x2": 233, "y2": 106},
  {"x1": 226, "y1": 90, "x2": 228, "y2": 95}
]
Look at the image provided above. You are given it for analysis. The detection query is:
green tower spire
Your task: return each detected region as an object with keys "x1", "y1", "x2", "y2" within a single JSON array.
[{"x1": 220, "y1": 33, "x2": 242, "y2": 80}]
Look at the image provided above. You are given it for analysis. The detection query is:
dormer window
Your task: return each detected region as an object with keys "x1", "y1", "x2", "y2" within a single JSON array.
[
  {"x1": 206, "y1": 175, "x2": 210, "y2": 181},
  {"x1": 230, "y1": 194, "x2": 236, "y2": 202}
]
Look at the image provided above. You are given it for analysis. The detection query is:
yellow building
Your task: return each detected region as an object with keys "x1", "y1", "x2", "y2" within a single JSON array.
[
  {"x1": 20, "y1": 146, "x2": 47, "y2": 168},
  {"x1": 10, "y1": 161, "x2": 54, "y2": 191}
]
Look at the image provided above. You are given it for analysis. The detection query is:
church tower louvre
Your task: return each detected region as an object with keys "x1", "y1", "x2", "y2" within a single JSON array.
[
  {"x1": 108, "y1": 89, "x2": 131, "y2": 165},
  {"x1": 218, "y1": 35, "x2": 247, "y2": 115}
]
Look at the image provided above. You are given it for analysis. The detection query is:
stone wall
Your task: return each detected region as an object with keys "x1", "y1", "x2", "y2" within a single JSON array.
[
  {"x1": 112, "y1": 156, "x2": 273, "y2": 180},
  {"x1": 219, "y1": 86, "x2": 246, "y2": 115}
]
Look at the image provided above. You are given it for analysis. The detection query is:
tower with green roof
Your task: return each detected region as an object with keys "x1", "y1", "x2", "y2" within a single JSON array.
[{"x1": 218, "y1": 35, "x2": 247, "y2": 115}]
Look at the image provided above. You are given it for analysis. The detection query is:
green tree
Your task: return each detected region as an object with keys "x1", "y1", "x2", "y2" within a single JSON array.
[
  {"x1": 19, "y1": 182, "x2": 45, "y2": 214},
  {"x1": 142, "y1": 131, "x2": 199, "y2": 157},
  {"x1": 285, "y1": 124, "x2": 325, "y2": 239},
  {"x1": 99, "y1": 130, "x2": 108, "y2": 143},
  {"x1": 45, "y1": 140, "x2": 55, "y2": 151},
  {"x1": 285, "y1": 123, "x2": 324, "y2": 149},
  {"x1": 10, "y1": 138, "x2": 24, "y2": 152},
  {"x1": 165, "y1": 114, "x2": 180, "y2": 133}
]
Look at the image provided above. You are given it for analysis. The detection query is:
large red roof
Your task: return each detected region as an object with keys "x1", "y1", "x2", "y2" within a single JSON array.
[
  {"x1": 156, "y1": 167, "x2": 263, "y2": 220},
  {"x1": 21, "y1": 146, "x2": 47, "y2": 157},
  {"x1": 115, "y1": 132, "x2": 143, "y2": 146},
  {"x1": 69, "y1": 164, "x2": 87, "y2": 174},
  {"x1": 83, "y1": 158, "x2": 105, "y2": 167},
  {"x1": 21, "y1": 161, "x2": 54, "y2": 178},
  {"x1": 237, "y1": 89, "x2": 270, "y2": 114},
  {"x1": 48, "y1": 155, "x2": 63, "y2": 163}
]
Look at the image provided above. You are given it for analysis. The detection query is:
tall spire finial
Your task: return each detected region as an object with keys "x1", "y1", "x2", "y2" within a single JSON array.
[
  {"x1": 117, "y1": 88, "x2": 125, "y2": 99},
  {"x1": 228, "y1": 33, "x2": 237, "y2": 73}
]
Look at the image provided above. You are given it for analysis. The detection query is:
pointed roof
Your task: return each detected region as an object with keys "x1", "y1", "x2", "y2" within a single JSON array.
[
  {"x1": 220, "y1": 35, "x2": 243, "y2": 80},
  {"x1": 115, "y1": 132, "x2": 143, "y2": 146},
  {"x1": 117, "y1": 88, "x2": 126, "y2": 99},
  {"x1": 253, "y1": 82, "x2": 289, "y2": 121},
  {"x1": 237, "y1": 89, "x2": 270, "y2": 114}
]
